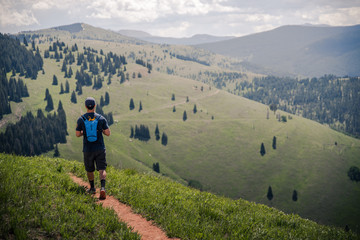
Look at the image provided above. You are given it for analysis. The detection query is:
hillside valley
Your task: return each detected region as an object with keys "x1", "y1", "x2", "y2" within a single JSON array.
[{"x1": 1, "y1": 23, "x2": 360, "y2": 233}]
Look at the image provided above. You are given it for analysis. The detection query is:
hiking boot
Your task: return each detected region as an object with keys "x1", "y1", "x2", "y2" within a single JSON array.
[
  {"x1": 99, "y1": 187, "x2": 106, "y2": 200},
  {"x1": 86, "y1": 188, "x2": 96, "y2": 194}
]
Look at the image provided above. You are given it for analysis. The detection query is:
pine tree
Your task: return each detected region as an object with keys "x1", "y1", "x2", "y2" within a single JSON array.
[
  {"x1": 155, "y1": 124, "x2": 160, "y2": 141},
  {"x1": 292, "y1": 190, "x2": 298, "y2": 201},
  {"x1": 260, "y1": 143, "x2": 266, "y2": 156},
  {"x1": 171, "y1": 93, "x2": 175, "y2": 101},
  {"x1": 100, "y1": 95, "x2": 105, "y2": 107},
  {"x1": 130, "y1": 126, "x2": 134, "y2": 138},
  {"x1": 53, "y1": 144, "x2": 60, "y2": 157},
  {"x1": 186, "y1": 96, "x2": 189, "y2": 102},
  {"x1": 129, "y1": 98, "x2": 135, "y2": 110},
  {"x1": 59, "y1": 83, "x2": 64, "y2": 94},
  {"x1": 153, "y1": 162, "x2": 160, "y2": 173},
  {"x1": 44, "y1": 88, "x2": 50, "y2": 101},
  {"x1": 183, "y1": 110, "x2": 187, "y2": 121},
  {"x1": 193, "y1": 104, "x2": 197, "y2": 114},
  {"x1": 23, "y1": 37, "x2": 28, "y2": 46},
  {"x1": 45, "y1": 94, "x2": 54, "y2": 112},
  {"x1": 272, "y1": 136, "x2": 277, "y2": 150},
  {"x1": 52, "y1": 75, "x2": 58, "y2": 85},
  {"x1": 161, "y1": 132, "x2": 168, "y2": 146},
  {"x1": 65, "y1": 80, "x2": 70, "y2": 93},
  {"x1": 71, "y1": 91, "x2": 77, "y2": 103},
  {"x1": 105, "y1": 92, "x2": 110, "y2": 105},
  {"x1": 139, "y1": 101, "x2": 142, "y2": 112},
  {"x1": 173, "y1": 106, "x2": 176, "y2": 112},
  {"x1": 267, "y1": 186, "x2": 273, "y2": 201}
]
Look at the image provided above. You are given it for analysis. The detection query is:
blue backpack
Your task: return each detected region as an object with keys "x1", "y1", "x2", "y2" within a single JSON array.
[{"x1": 82, "y1": 114, "x2": 100, "y2": 142}]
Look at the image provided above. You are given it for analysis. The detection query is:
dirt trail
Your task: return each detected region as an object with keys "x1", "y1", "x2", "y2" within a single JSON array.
[{"x1": 70, "y1": 174, "x2": 179, "y2": 240}]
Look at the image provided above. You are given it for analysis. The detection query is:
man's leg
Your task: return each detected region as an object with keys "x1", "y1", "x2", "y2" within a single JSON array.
[{"x1": 84, "y1": 152, "x2": 96, "y2": 194}]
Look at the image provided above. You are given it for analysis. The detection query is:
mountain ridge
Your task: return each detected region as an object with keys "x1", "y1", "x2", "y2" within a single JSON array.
[{"x1": 197, "y1": 24, "x2": 360, "y2": 77}]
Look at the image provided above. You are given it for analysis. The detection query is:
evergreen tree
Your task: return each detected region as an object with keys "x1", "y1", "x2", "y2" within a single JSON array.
[
  {"x1": 23, "y1": 37, "x2": 28, "y2": 46},
  {"x1": 130, "y1": 126, "x2": 134, "y2": 138},
  {"x1": 267, "y1": 186, "x2": 273, "y2": 201},
  {"x1": 272, "y1": 136, "x2": 277, "y2": 150},
  {"x1": 292, "y1": 190, "x2": 298, "y2": 201},
  {"x1": 155, "y1": 124, "x2": 160, "y2": 141},
  {"x1": 193, "y1": 104, "x2": 197, "y2": 114},
  {"x1": 139, "y1": 101, "x2": 142, "y2": 112},
  {"x1": 65, "y1": 80, "x2": 70, "y2": 93},
  {"x1": 45, "y1": 94, "x2": 54, "y2": 112},
  {"x1": 53, "y1": 144, "x2": 60, "y2": 157},
  {"x1": 171, "y1": 93, "x2": 175, "y2": 101},
  {"x1": 183, "y1": 110, "x2": 187, "y2": 121},
  {"x1": 44, "y1": 88, "x2": 50, "y2": 101},
  {"x1": 260, "y1": 143, "x2": 266, "y2": 156},
  {"x1": 71, "y1": 91, "x2": 77, "y2": 103},
  {"x1": 186, "y1": 96, "x2": 189, "y2": 102},
  {"x1": 100, "y1": 95, "x2": 105, "y2": 107},
  {"x1": 153, "y1": 162, "x2": 160, "y2": 173},
  {"x1": 59, "y1": 83, "x2": 64, "y2": 94},
  {"x1": 105, "y1": 92, "x2": 110, "y2": 105},
  {"x1": 52, "y1": 75, "x2": 58, "y2": 85},
  {"x1": 161, "y1": 132, "x2": 168, "y2": 146},
  {"x1": 173, "y1": 106, "x2": 176, "y2": 112},
  {"x1": 129, "y1": 98, "x2": 135, "y2": 110},
  {"x1": 68, "y1": 66, "x2": 73, "y2": 78}
]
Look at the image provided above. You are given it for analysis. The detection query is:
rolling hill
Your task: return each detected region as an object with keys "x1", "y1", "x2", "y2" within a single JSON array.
[
  {"x1": 118, "y1": 29, "x2": 235, "y2": 45},
  {"x1": 197, "y1": 24, "x2": 360, "y2": 77},
  {"x1": 2, "y1": 23, "x2": 360, "y2": 232}
]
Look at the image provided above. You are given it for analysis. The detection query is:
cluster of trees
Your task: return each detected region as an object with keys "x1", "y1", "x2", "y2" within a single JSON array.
[
  {"x1": 260, "y1": 137, "x2": 276, "y2": 156},
  {"x1": 267, "y1": 186, "x2": 298, "y2": 202},
  {"x1": 130, "y1": 124, "x2": 151, "y2": 141},
  {"x1": 242, "y1": 75, "x2": 360, "y2": 138},
  {"x1": 170, "y1": 53, "x2": 210, "y2": 66},
  {"x1": 0, "y1": 103, "x2": 67, "y2": 156},
  {"x1": 199, "y1": 70, "x2": 245, "y2": 88},
  {"x1": 155, "y1": 124, "x2": 168, "y2": 146},
  {"x1": 135, "y1": 59, "x2": 152, "y2": 73},
  {"x1": 1, "y1": 33, "x2": 43, "y2": 80},
  {"x1": 95, "y1": 104, "x2": 114, "y2": 126}
]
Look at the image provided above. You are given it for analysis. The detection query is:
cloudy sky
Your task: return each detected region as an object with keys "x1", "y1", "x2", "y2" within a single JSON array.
[{"x1": 1, "y1": 0, "x2": 360, "y2": 37}]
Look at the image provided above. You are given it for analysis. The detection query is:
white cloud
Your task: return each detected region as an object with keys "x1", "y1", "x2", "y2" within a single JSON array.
[
  {"x1": 318, "y1": 7, "x2": 360, "y2": 25},
  {"x1": 0, "y1": 0, "x2": 39, "y2": 27},
  {"x1": 152, "y1": 21, "x2": 191, "y2": 37}
]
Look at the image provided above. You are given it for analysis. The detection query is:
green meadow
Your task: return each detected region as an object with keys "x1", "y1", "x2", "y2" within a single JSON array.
[{"x1": 3, "y1": 28, "x2": 360, "y2": 232}]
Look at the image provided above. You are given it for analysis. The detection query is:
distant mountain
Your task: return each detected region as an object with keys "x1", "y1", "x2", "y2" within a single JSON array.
[
  {"x1": 118, "y1": 29, "x2": 235, "y2": 45},
  {"x1": 197, "y1": 25, "x2": 360, "y2": 77},
  {"x1": 27, "y1": 23, "x2": 145, "y2": 45}
]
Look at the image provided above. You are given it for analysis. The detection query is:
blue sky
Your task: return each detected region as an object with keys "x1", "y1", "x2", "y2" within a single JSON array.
[{"x1": 1, "y1": 0, "x2": 359, "y2": 37}]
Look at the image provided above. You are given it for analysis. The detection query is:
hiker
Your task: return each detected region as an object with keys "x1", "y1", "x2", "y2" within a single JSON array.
[{"x1": 76, "y1": 97, "x2": 110, "y2": 200}]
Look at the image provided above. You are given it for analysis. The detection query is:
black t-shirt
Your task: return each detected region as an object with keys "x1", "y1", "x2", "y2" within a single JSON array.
[{"x1": 76, "y1": 112, "x2": 109, "y2": 152}]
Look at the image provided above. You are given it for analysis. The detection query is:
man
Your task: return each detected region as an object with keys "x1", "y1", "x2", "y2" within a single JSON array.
[{"x1": 76, "y1": 97, "x2": 110, "y2": 200}]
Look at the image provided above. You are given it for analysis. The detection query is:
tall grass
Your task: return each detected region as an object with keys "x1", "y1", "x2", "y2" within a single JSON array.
[
  {"x1": 71, "y1": 161, "x2": 358, "y2": 239},
  {"x1": 0, "y1": 154, "x2": 140, "y2": 240}
]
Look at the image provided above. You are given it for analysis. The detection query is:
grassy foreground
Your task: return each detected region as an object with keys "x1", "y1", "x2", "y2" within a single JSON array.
[
  {"x1": 0, "y1": 154, "x2": 140, "y2": 240},
  {"x1": 1, "y1": 154, "x2": 357, "y2": 239}
]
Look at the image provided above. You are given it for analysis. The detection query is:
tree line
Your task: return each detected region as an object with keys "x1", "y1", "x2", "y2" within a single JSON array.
[
  {"x1": 242, "y1": 75, "x2": 360, "y2": 138},
  {"x1": 1, "y1": 33, "x2": 43, "y2": 80},
  {"x1": 0, "y1": 102, "x2": 67, "y2": 156}
]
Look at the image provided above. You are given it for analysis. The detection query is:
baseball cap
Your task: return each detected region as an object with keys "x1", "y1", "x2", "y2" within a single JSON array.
[{"x1": 85, "y1": 97, "x2": 96, "y2": 109}]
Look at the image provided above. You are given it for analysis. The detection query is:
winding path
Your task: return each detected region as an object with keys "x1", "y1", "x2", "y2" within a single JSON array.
[{"x1": 70, "y1": 174, "x2": 179, "y2": 240}]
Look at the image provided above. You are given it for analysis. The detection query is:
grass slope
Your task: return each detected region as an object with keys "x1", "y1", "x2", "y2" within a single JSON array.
[
  {"x1": 1, "y1": 153, "x2": 358, "y2": 239},
  {"x1": 3, "y1": 34, "x2": 360, "y2": 231},
  {"x1": 0, "y1": 154, "x2": 140, "y2": 239}
]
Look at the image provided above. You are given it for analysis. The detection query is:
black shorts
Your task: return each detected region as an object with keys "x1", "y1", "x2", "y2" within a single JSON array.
[{"x1": 83, "y1": 149, "x2": 107, "y2": 172}]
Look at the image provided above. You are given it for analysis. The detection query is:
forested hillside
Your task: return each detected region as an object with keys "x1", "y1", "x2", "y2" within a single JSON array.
[
  {"x1": 236, "y1": 75, "x2": 360, "y2": 138},
  {"x1": 1, "y1": 24, "x2": 360, "y2": 232}
]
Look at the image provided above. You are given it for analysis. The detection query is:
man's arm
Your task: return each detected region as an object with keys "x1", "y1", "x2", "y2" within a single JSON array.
[
  {"x1": 76, "y1": 130, "x2": 83, "y2": 137},
  {"x1": 76, "y1": 121, "x2": 83, "y2": 137},
  {"x1": 103, "y1": 128, "x2": 110, "y2": 136}
]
